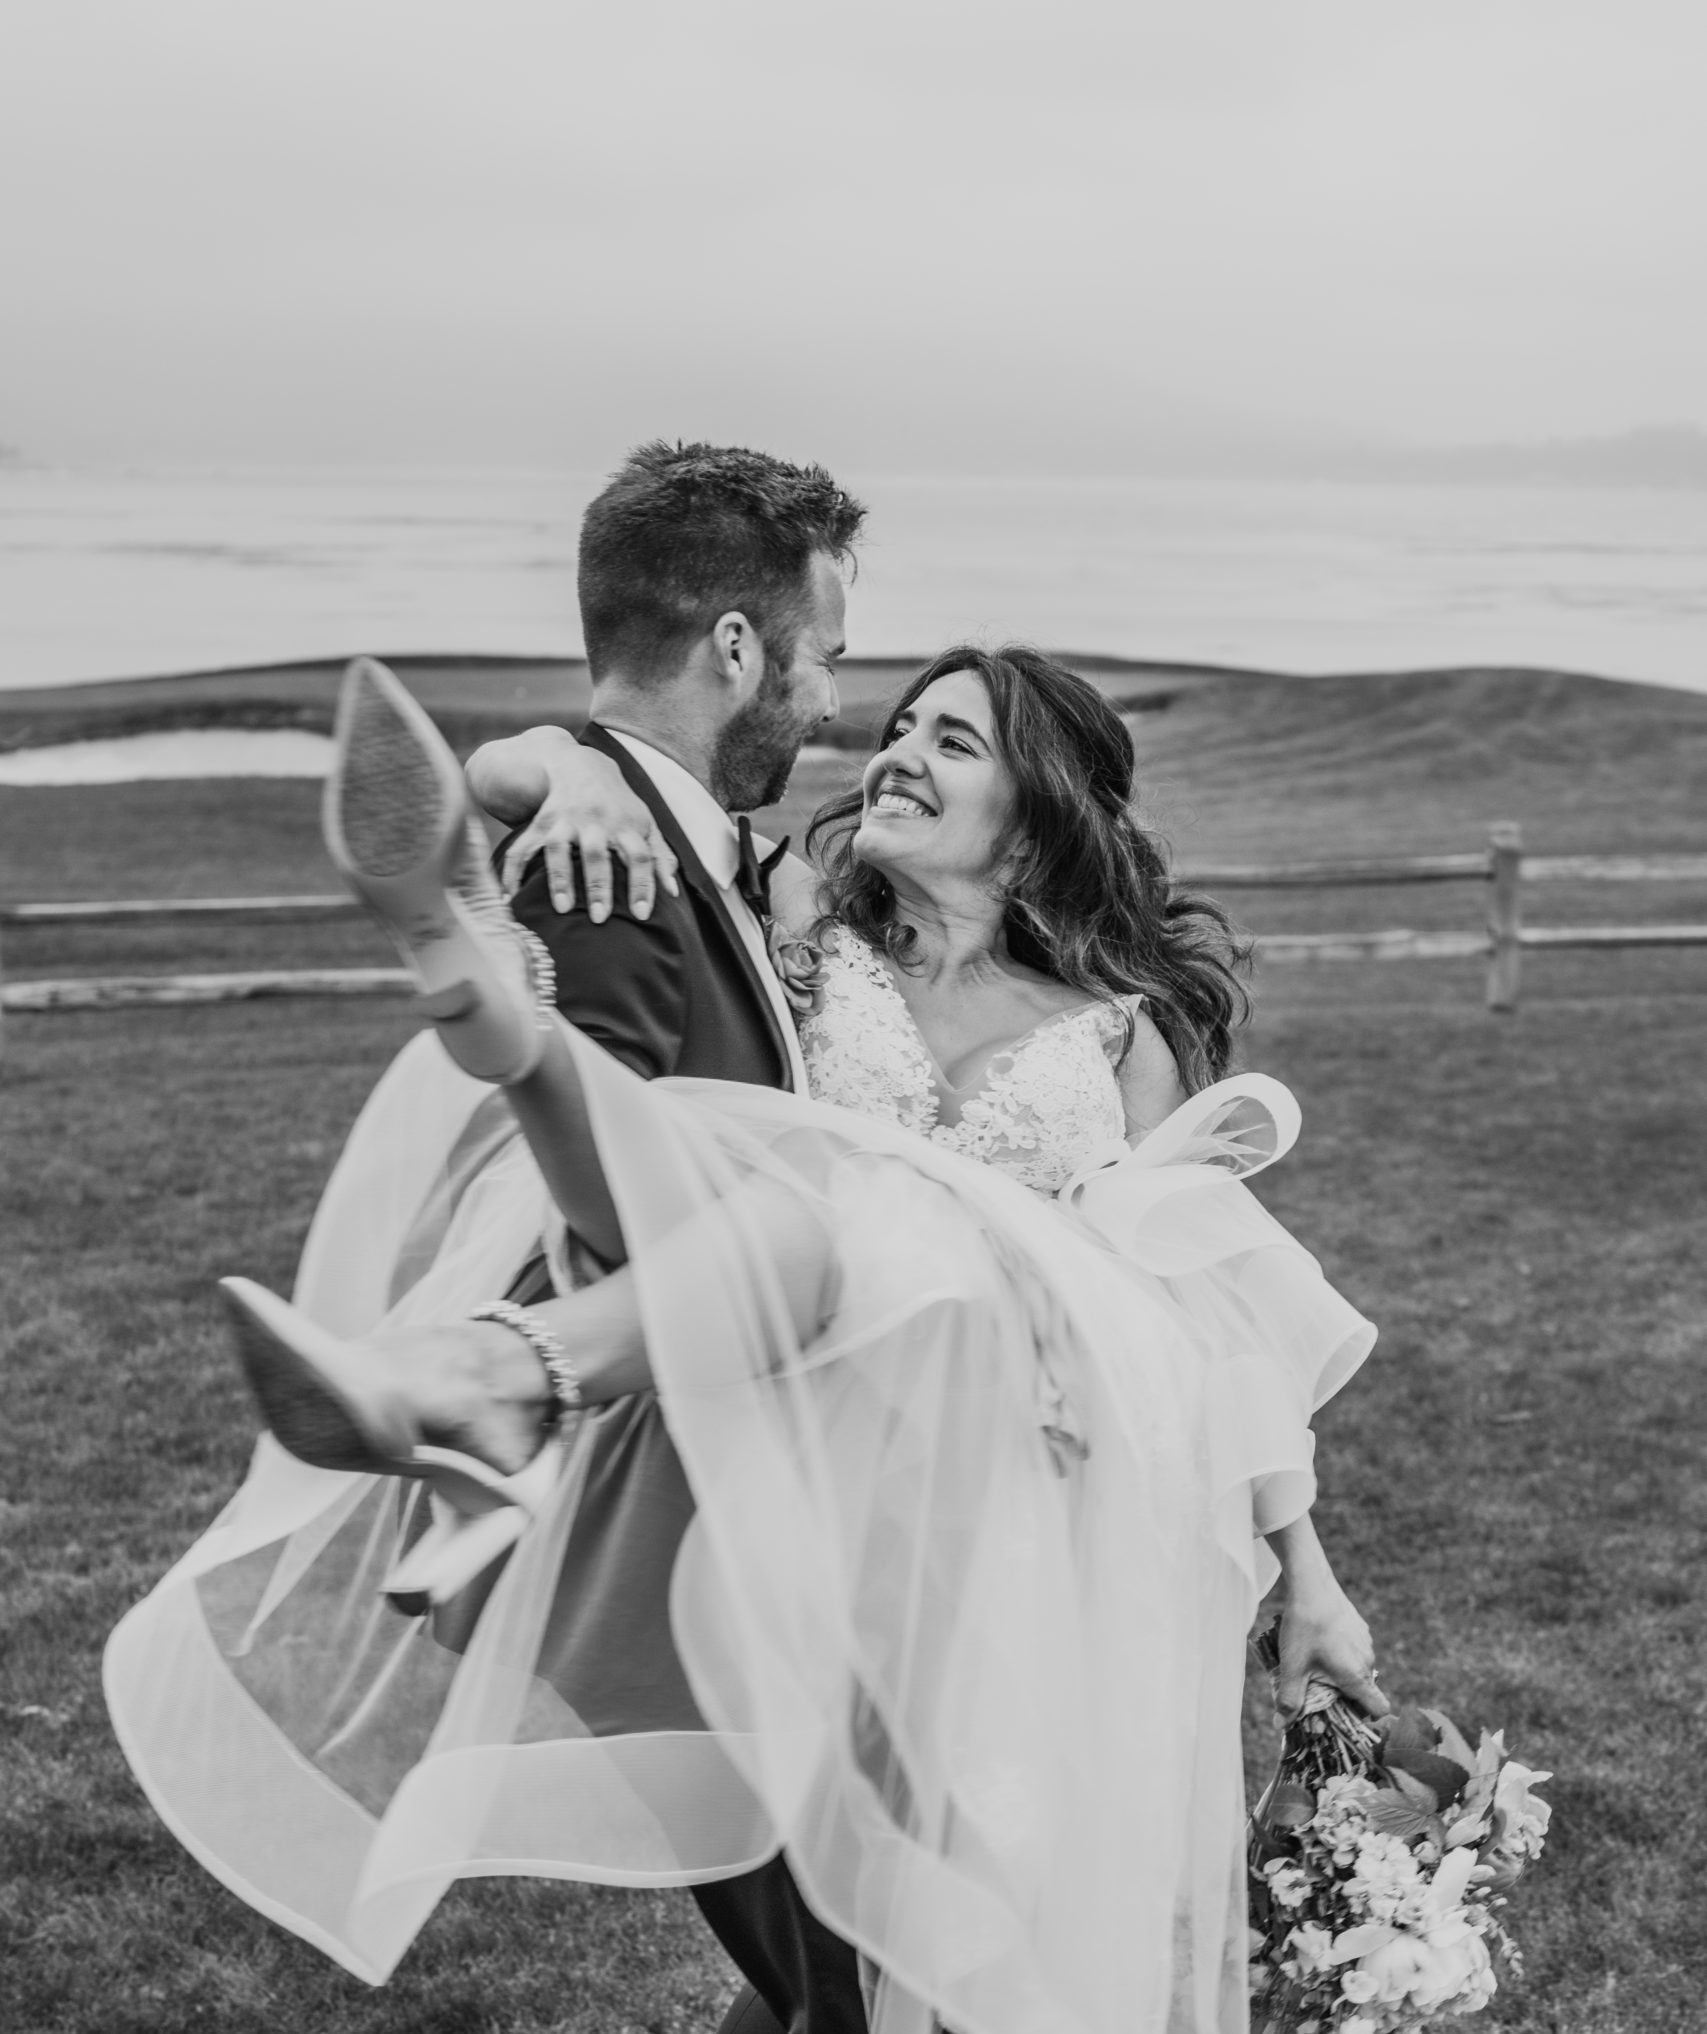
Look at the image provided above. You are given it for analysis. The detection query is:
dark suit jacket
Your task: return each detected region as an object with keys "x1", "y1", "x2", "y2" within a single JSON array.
[
  {"x1": 493, "y1": 728, "x2": 864, "y2": 2034},
  {"x1": 504, "y1": 721, "x2": 794, "y2": 1091},
  {"x1": 479, "y1": 721, "x2": 792, "y2": 1737}
]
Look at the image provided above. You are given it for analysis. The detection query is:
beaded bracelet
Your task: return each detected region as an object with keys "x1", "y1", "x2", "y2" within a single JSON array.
[{"x1": 469, "y1": 1299, "x2": 584, "y2": 1419}]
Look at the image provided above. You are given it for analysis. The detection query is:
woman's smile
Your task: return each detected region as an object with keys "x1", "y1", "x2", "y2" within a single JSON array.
[{"x1": 870, "y1": 785, "x2": 937, "y2": 819}]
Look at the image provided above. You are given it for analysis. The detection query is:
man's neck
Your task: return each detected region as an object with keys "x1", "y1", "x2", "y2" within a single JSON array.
[{"x1": 590, "y1": 684, "x2": 718, "y2": 799}]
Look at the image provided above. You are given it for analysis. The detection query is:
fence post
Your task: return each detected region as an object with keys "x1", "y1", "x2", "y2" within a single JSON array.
[{"x1": 1486, "y1": 821, "x2": 1523, "y2": 1012}]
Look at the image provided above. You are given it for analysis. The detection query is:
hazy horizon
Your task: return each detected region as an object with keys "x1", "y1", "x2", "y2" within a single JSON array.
[{"x1": 4, "y1": 3, "x2": 1705, "y2": 476}]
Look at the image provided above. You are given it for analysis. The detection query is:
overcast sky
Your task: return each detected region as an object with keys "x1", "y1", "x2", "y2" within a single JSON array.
[{"x1": 3, "y1": 1, "x2": 1704, "y2": 473}]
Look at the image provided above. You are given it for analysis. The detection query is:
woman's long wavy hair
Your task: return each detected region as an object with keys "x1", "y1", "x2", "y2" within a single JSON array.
[{"x1": 805, "y1": 644, "x2": 1253, "y2": 1091}]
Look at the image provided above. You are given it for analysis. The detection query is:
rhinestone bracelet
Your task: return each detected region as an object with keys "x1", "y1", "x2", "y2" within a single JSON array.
[{"x1": 469, "y1": 1299, "x2": 584, "y2": 1419}]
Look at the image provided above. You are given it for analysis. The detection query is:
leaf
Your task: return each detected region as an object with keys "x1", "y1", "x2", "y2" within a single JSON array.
[
  {"x1": 1363, "y1": 1793, "x2": 1438, "y2": 1843},
  {"x1": 1383, "y1": 1746, "x2": 1471, "y2": 1806},
  {"x1": 1380, "y1": 1707, "x2": 1439, "y2": 1755},
  {"x1": 1263, "y1": 1779, "x2": 1318, "y2": 1831},
  {"x1": 1422, "y1": 1707, "x2": 1479, "y2": 1775},
  {"x1": 1382, "y1": 1762, "x2": 1442, "y2": 1814}
]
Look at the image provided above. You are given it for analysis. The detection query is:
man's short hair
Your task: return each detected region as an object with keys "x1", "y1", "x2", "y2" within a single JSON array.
[{"x1": 578, "y1": 441, "x2": 866, "y2": 683}]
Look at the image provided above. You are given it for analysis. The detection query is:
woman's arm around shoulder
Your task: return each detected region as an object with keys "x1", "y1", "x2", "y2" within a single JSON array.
[
  {"x1": 465, "y1": 725, "x2": 679, "y2": 923},
  {"x1": 1117, "y1": 1001, "x2": 1189, "y2": 1141}
]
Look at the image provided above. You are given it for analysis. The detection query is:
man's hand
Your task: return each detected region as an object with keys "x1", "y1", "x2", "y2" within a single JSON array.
[{"x1": 468, "y1": 728, "x2": 680, "y2": 922}]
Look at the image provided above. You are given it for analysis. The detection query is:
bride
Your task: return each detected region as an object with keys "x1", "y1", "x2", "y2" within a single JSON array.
[{"x1": 107, "y1": 647, "x2": 1382, "y2": 2034}]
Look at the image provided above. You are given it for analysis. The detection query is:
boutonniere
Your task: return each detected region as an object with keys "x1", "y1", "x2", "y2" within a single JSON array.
[{"x1": 765, "y1": 922, "x2": 829, "y2": 1017}]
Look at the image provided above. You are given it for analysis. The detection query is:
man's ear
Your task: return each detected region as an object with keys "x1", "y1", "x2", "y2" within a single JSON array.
[{"x1": 709, "y1": 610, "x2": 766, "y2": 702}]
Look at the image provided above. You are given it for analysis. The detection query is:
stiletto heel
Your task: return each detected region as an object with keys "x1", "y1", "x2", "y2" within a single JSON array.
[
  {"x1": 218, "y1": 1277, "x2": 550, "y2": 1505},
  {"x1": 382, "y1": 1445, "x2": 562, "y2": 1611},
  {"x1": 324, "y1": 656, "x2": 551, "y2": 1084},
  {"x1": 221, "y1": 1275, "x2": 564, "y2": 1610}
]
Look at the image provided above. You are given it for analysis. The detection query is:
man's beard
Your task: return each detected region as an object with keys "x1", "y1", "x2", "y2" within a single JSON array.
[{"x1": 709, "y1": 665, "x2": 809, "y2": 812}]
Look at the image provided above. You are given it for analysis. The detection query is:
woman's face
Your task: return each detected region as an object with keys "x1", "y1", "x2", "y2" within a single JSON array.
[{"x1": 852, "y1": 670, "x2": 1018, "y2": 895}]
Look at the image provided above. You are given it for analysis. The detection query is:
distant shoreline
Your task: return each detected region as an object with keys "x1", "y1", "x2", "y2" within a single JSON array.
[
  {"x1": 0, "y1": 649, "x2": 1683, "y2": 759},
  {"x1": 0, "y1": 650, "x2": 1240, "y2": 756}
]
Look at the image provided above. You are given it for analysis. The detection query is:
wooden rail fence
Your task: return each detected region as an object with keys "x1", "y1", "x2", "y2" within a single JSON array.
[{"x1": 3, "y1": 825, "x2": 1705, "y2": 1017}]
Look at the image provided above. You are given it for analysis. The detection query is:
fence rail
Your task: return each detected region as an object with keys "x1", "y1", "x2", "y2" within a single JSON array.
[
  {"x1": 3, "y1": 826, "x2": 1704, "y2": 1015},
  {"x1": 0, "y1": 894, "x2": 365, "y2": 926}
]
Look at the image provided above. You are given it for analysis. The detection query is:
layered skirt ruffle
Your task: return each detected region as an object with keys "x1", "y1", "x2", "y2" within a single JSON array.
[{"x1": 105, "y1": 1028, "x2": 1374, "y2": 2034}]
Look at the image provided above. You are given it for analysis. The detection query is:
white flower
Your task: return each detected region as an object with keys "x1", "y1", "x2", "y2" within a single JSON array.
[
  {"x1": 1339, "y1": 1968, "x2": 1379, "y2": 2004},
  {"x1": 1345, "y1": 1831, "x2": 1426, "y2": 1924},
  {"x1": 1423, "y1": 1842, "x2": 1480, "y2": 1919},
  {"x1": 1493, "y1": 1758, "x2": 1553, "y2": 1859},
  {"x1": 1262, "y1": 1859, "x2": 1310, "y2": 1910},
  {"x1": 1286, "y1": 1922, "x2": 1335, "y2": 1977},
  {"x1": 1410, "y1": 1924, "x2": 1494, "y2": 2013},
  {"x1": 1357, "y1": 1932, "x2": 1430, "y2": 2006}
]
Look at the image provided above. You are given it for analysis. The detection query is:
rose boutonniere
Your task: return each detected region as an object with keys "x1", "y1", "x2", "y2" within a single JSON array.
[{"x1": 766, "y1": 923, "x2": 829, "y2": 1017}]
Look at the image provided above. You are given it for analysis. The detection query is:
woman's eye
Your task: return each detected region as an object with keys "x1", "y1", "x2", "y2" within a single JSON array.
[{"x1": 941, "y1": 737, "x2": 971, "y2": 755}]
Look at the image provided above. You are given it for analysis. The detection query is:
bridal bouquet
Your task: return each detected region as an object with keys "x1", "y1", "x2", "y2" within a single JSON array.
[{"x1": 1246, "y1": 1631, "x2": 1551, "y2": 2033}]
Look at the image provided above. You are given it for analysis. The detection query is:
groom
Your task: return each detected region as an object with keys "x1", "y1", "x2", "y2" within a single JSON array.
[{"x1": 484, "y1": 441, "x2": 866, "y2": 2034}]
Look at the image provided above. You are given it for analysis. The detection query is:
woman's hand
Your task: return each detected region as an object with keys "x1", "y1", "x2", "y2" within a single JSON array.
[
  {"x1": 1272, "y1": 1572, "x2": 1387, "y2": 1721},
  {"x1": 1265, "y1": 1512, "x2": 1388, "y2": 1720},
  {"x1": 466, "y1": 727, "x2": 680, "y2": 923}
]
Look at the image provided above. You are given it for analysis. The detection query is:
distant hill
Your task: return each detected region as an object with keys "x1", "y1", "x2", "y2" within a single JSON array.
[{"x1": 1374, "y1": 425, "x2": 1707, "y2": 492}]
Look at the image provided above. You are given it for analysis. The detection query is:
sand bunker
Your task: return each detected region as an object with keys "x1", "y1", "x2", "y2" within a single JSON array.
[{"x1": 0, "y1": 728, "x2": 334, "y2": 784}]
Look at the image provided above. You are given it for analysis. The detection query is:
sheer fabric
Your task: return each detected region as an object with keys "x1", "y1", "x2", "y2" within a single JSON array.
[{"x1": 105, "y1": 1027, "x2": 1373, "y2": 2033}]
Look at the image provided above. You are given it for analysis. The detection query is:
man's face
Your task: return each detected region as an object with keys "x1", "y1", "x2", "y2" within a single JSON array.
[{"x1": 710, "y1": 551, "x2": 847, "y2": 811}]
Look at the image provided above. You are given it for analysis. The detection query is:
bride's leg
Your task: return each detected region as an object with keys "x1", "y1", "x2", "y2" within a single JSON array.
[
  {"x1": 229, "y1": 1171, "x2": 838, "y2": 1477},
  {"x1": 325, "y1": 656, "x2": 624, "y2": 1265}
]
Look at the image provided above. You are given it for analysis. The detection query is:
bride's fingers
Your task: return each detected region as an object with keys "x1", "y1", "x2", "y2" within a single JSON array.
[
  {"x1": 501, "y1": 824, "x2": 547, "y2": 901},
  {"x1": 615, "y1": 824, "x2": 680, "y2": 918},
  {"x1": 613, "y1": 826, "x2": 657, "y2": 919},
  {"x1": 543, "y1": 836, "x2": 577, "y2": 917},
  {"x1": 498, "y1": 812, "x2": 678, "y2": 920},
  {"x1": 650, "y1": 827, "x2": 680, "y2": 898}
]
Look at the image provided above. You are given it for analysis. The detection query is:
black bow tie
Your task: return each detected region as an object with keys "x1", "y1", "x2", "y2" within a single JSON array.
[{"x1": 734, "y1": 816, "x2": 789, "y2": 920}]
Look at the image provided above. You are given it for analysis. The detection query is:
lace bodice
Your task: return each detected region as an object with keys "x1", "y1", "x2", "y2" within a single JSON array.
[{"x1": 799, "y1": 935, "x2": 1136, "y2": 1194}]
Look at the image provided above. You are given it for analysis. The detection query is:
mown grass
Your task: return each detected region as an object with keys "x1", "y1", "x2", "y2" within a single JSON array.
[{"x1": 3, "y1": 667, "x2": 1706, "y2": 2032}]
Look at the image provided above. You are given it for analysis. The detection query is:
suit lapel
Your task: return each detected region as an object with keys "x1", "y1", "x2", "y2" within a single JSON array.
[{"x1": 579, "y1": 723, "x2": 794, "y2": 1091}]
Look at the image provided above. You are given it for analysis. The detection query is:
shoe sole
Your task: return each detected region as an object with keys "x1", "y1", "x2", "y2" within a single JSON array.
[
  {"x1": 219, "y1": 1277, "x2": 550, "y2": 1517},
  {"x1": 219, "y1": 1276, "x2": 412, "y2": 1474},
  {"x1": 325, "y1": 658, "x2": 542, "y2": 1082}
]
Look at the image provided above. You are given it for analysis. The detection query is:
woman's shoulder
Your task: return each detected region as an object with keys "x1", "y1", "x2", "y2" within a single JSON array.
[{"x1": 1111, "y1": 999, "x2": 1188, "y2": 1140}]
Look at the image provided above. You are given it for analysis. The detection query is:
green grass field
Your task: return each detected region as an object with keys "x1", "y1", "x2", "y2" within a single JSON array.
[{"x1": 3, "y1": 666, "x2": 1706, "y2": 2032}]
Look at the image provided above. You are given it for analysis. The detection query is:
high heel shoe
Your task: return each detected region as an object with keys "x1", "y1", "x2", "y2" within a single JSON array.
[
  {"x1": 218, "y1": 1277, "x2": 561, "y2": 1603},
  {"x1": 325, "y1": 656, "x2": 552, "y2": 1084}
]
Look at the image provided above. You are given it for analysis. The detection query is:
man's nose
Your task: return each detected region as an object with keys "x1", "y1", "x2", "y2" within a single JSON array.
[{"x1": 820, "y1": 671, "x2": 841, "y2": 723}]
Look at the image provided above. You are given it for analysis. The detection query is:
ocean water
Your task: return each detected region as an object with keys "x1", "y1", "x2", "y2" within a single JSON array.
[{"x1": 2, "y1": 464, "x2": 1704, "y2": 695}]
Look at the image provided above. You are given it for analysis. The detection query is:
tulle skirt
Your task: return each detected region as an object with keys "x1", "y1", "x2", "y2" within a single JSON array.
[{"x1": 104, "y1": 1025, "x2": 1374, "y2": 2034}]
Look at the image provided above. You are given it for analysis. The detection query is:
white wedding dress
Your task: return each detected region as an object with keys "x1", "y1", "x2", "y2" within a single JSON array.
[{"x1": 105, "y1": 934, "x2": 1375, "y2": 2034}]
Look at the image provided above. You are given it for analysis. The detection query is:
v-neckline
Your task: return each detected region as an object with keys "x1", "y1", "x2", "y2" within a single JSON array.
[{"x1": 858, "y1": 942, "x2": 1113, "y2": 1129}]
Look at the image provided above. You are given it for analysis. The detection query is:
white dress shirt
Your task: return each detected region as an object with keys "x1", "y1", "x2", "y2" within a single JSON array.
[{"x1": 606, "y1": 730, "x2": 810, "y2": 1093}]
